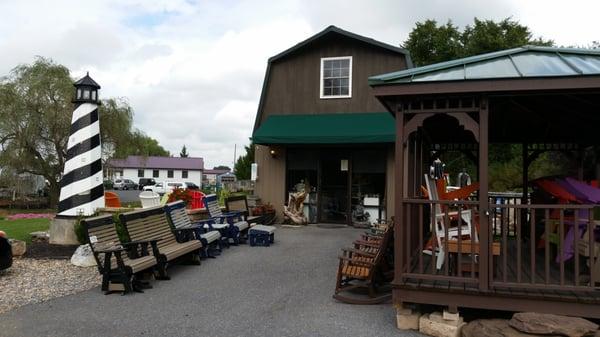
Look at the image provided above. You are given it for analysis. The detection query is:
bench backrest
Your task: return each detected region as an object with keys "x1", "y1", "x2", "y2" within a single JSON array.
[
  {"x1": 203, "y1": 194, "x2": 223, "y2": 217},
  {"x1": 82, "y1": 214, "x2": 133, "y2": 271},
  {"x1": 119, "y1": 206, "x2": 178, "y2": 251},
  {"x1": 225, "y1": 195, "x2": 249, "y2": 217},
  {"x1": 164, "y1": 200, "x2": 192, "y2": 230}
]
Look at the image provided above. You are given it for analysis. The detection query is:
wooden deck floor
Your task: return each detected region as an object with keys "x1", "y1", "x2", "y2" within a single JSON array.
[{"x1": 399, "y1": 238, "x2": 600, "y2": 305}]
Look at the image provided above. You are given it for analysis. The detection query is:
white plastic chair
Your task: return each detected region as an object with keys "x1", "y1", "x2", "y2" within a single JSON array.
[
  {"x1": 139, "y1": 191, "x2": 160, "y2": 208},
  {"x1": 424, "y1": 174, "x2": 478, "y2": 270}
]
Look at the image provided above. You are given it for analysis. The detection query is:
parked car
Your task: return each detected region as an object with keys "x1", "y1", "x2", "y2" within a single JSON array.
[
  {"x1": 113, "y1": 179, "x2": 138, "y2": 190},
  {"x1": 183, "y1": 182, "x2": 200, "y2": 190},
  {"x1": 143, "y1": 181, "x2": 184, "y2": 195},
  {"x1": 138, "y1": 178, "x2": 156, "y2": 190}
]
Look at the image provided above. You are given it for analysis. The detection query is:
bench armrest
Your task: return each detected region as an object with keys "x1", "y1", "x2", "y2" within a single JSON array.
[
  {"x1": 341, "y1": 248, "x2": 376, "y2": 258},
  {"x1": 337, "y1": 256, "x2": 374, "y2": 267}
]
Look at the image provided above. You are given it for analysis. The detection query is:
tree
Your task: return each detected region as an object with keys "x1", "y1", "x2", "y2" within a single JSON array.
[
  {"x1": 233, "y1": 143, "x2": 255, "y2": 180},
  {"x1": 113, "y1": 130, "x2": 170, "y2": 158},
  {"x1": 180, "y1": 145, "x2": 189, "y2": 157},
  {"x1": 0, "y1": 57, "x2": 168, "y2": 207},
  {"x1": 213, "y1": 165, "x2": 231, "y2": 171},
  {"x1": 403, "y1": 19, "x2": 463, "y2": 67},
  {"x1": 404, "y1": 17, "x2": 554, "y2": 66}
]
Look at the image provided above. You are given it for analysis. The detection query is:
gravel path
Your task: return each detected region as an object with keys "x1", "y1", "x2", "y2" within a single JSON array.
[
  {"x1": 0, "y1": 226, "x2": 423, "y2": 337},
  {"x1": 0, "y1": 258, "x2": 100, "y2": 314}
]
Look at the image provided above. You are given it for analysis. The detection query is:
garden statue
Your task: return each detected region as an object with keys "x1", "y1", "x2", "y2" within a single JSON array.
[{"x1": 283, "y1": 191, "x2": 308, "y2": 225}]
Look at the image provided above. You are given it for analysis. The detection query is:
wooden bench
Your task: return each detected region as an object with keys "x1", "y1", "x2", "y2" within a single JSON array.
[
  {"x1": 164, "y1": 200, "x2": 224, "y2": 257},
  {"x1": 119, "y1": 206, "x2": 203, "y2": 279},
  {"x1": 225, "y1": 194, "x2": 262, "y2": 224},
  {"x1": 82, "y1": 214, "x2": 157, "y2": 294},
  {"x1": 204, "y1": 194, "x2": 249, "y2": 245}
]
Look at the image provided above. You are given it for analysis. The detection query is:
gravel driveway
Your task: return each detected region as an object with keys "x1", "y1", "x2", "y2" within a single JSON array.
[{"x1": 0, "y1": 226, "x2": 422, "y2": 337}]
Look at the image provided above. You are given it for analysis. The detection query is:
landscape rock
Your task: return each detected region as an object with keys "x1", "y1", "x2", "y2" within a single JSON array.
[
  {"x1": 70, "y1": 244, "x2": 96, "y2": 267},
  {"x1": 462, "y1": 319, "x2": 560, "y2": 337},
  {"x1": 30, "y1": 231, "x2": 49, "y2": 243},
  {"x1": 8, "y1": 239, "x2": 26, "y2": 256},
  {"x1": 509, "y1": 312, "x2": 598, "y2": 337}
]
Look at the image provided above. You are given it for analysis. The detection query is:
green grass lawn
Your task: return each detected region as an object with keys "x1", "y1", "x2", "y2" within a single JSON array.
[{"x1": 0, "y1": 218, "x2": 51, "y2": 243}]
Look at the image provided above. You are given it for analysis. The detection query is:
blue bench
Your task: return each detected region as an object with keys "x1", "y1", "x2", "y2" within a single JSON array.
[{"x1": 249, "y1": 225, "x2": 276, "y2": 247}]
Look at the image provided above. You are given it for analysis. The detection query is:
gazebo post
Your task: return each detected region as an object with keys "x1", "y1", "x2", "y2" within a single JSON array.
[
  {"x1": 522, "y1": 143, "x2": 529, "y2": 203},
  {"x1": 478, "y1": 96, "x2": 490, "y2": 291},
  {"x1": 394, "y1": 102, "x2": 405, "y2": 287}
]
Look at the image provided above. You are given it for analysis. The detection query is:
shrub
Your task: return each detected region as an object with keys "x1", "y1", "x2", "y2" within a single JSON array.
[{"x1": 168, "y1": 188, "x2": 193, "y2": 207}]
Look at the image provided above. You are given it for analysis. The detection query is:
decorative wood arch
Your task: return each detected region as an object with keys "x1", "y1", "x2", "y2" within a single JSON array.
[{"x1": 403, "y1": 112, "x2": 480, "y2": 143}]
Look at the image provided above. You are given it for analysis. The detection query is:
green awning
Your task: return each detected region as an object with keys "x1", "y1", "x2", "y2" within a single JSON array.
[{"x1": 252, "y1": 112, "x2": 395, "y2": 144}]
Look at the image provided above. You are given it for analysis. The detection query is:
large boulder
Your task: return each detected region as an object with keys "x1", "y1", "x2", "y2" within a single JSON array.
[
  {"x1": 70, "y1": 244, "x2": 96, "y2": 267},
  {"x1": 509, "y1": 312, "x2": 598, "y2": 337},
  {"x1": 8, "y1": 239, "x2": 26, "y2": 256},
  {"x1": 462, "y1": 319, "x2": 560, "y2": 337}
]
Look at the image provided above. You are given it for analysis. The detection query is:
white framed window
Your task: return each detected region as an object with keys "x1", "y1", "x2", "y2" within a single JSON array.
[{"x1": 320, "y1": 56, "x2": 352, "y2": 99}]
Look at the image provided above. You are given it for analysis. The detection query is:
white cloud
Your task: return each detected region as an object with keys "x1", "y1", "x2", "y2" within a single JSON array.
[{"x1": 0, "y1": 0, "x2": 598, "y2": 168}]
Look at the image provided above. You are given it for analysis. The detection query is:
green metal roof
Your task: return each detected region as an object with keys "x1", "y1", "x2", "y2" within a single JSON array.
[
  {"x1": 369, "y1": 46, "x2": 600, "y2": 86},
  {"x1": 252, "y1": 112, "x2": 395, "y2": 144}
]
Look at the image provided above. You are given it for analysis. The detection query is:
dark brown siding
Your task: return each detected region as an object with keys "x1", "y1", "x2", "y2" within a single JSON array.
[{"x1": 259, "y1": 35, "x2": 408, "y2": 124}]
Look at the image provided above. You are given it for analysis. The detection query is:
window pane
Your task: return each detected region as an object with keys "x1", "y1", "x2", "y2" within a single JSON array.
[
  {"x1": 324, "y1": 60, "x2": 333, "y2": 70},
  {"x1": 168, "y1": 170, "x2": 173, "y2": 178},
  {"x1": 341, "y1": 78, "x2": 349, "y2": 87},
  {"x1": 138, "y1": 170, "x2": 144, "y2": 177},
  {"x1": 332, "y1": 60, "x2": 340, "y2": 68},
  {"x1": 340, "y1": 59, "x2": 350, "y2": 68},
  {"x1": 83, "y1": 90, "x2": 90, "y2": 99},
  {"x1": 323, "y1": 87, "x2": 332, "y2": 96},
  {"x1": 332, "y1": 87, "x2": 340, "y2": 95},
  {"x1": 332, "y1": 68, "x2": 340, "y2": 77},
  {"x1": 332, "y1": 78, "x2": 340, "y2": 87},
  {"x1": 91, "y1": 91, "x2": 97, "y2": 101},
  {"x1": 323, "y1": 69, "x2": 332, "y2": 77},
  {"x1": 153, "y1": 170, "x2": 159, "y2": 178},
  {"x1": 182, "y1": 170, "x2": 188, "y2": 178},
  {"x1": 341, "y1": 68, "x2": 349, "y2": 77},
  {"x1": 341, "y1": 87, "x2": 349, "y2": 95},
  {"x1": 324, "y1": 79, "x2": 332, "y2": 87}
]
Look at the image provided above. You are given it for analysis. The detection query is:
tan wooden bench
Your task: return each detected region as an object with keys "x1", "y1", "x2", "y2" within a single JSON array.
[
  {"x1": 82, "y1": 214, "x2": 157, "y2": 294},
  {"x1": 119, "y1": 206, "x2": 202, "y2": 279}
]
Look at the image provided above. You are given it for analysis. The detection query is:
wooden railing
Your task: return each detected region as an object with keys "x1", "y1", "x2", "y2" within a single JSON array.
[{"x1": 398, "y1": 199, "x2": 600, "y2": 294}]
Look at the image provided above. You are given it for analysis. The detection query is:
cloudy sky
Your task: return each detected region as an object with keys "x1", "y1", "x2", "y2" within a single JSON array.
[{"x1": 1, "y1": 0, "x2": 598, "y2": 168}]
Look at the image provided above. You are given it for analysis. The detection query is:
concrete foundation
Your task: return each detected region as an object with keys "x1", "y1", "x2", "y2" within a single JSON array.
[
  {"x1": 49, "y1": 216, "x2": 80, "y2": 245},
  {"x1": 396, "y1": 305, "x2": 421, "y2": 330},
  {"x1": 419, "y1": 311, "x2": 465, "y2": 337}
]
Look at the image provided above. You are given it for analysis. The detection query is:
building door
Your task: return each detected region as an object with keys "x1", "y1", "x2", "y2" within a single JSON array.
[{"x1": 318, "y1": 156, "x2": 350, "y2": 224}]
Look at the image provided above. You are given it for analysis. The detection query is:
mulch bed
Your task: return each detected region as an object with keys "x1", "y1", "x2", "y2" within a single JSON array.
[{"x1": 25, "y1": 242, "x2": 78, "y2": 259}]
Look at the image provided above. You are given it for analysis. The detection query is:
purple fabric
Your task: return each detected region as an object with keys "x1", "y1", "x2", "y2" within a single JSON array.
[
  {"x1": 556, "y1": 179, "x2": 593, "y2": 203},
  {"x1": 564, "y1": 177, "x2": 600, "y2": 203},
  {"x1": 553, "y1": 208, "x2": 591, "y2": 263}
]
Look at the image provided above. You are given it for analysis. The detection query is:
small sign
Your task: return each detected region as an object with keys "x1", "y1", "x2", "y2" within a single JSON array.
[
  {"x1": 340, "y1": 159, "x2": 348, "y2": 171},
  {"x1": 89, "y1": 236, "x2": 98, "y2": 243},
  {"x1": 251, "y1": 163, "x2": 258, "y2": 181}
]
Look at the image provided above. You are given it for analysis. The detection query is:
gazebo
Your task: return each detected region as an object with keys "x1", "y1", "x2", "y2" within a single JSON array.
[{"x1": 369, "y1": 46, "x2": 600, "y2": 318}]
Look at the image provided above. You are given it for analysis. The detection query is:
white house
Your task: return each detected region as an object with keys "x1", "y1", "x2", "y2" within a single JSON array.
[{"x1": 107, "y1": 156, "x2": 204, "y2": 186}]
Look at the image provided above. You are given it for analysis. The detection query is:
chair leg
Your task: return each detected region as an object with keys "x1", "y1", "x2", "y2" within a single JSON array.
[{"x1": 436, "y1": 247, "x2": 445, "y2": 270}]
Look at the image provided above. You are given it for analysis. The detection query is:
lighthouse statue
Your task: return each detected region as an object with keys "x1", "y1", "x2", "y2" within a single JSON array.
[{"x1": 57, "y1": 73, "x2": 104, "y2": 216}]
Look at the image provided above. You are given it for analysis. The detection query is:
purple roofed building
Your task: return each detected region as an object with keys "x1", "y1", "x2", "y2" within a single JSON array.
[{"x1": 106, "y1": 155, "x2": 204, "y2": 186}]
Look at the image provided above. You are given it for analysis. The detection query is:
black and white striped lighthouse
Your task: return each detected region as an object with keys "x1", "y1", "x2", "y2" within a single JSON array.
[{"x1": 57, "y1": 73, "x2": 104, "y2": 216}]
